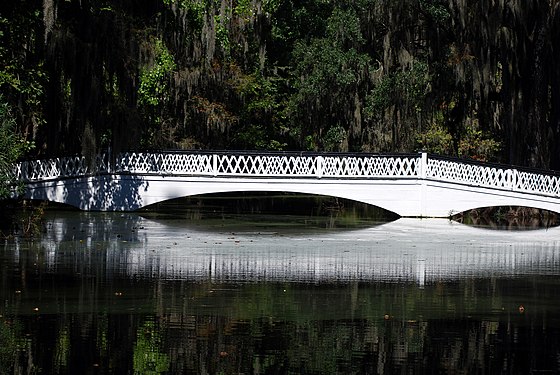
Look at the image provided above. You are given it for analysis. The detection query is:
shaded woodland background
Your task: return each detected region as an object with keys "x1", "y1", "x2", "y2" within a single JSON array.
[{"x1": 1, "y1": 0, "x2": 560, "y2": 168}]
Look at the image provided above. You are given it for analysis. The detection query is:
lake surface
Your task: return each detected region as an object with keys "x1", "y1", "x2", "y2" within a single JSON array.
[{"x1": 1, "y1": 206, "x2": 560, "y2": 374}]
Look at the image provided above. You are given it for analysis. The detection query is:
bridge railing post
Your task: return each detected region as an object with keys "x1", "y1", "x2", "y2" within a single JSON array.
[
  {"x1": 107, "y1": 148, "x2": 112, "y2": 174},
  {"x1": 419, "y1": 152, "x2": 428, "y2": 217},
  {"x1": 316, "y1": 156, "x2": 323, "y2": 179},
  {"x1": 212, "y1": 154, "x2": 218, "y2": 176},
  {"x1": 420, "y1": 152, "x2": 428, "y2": 179},
  {"x1": 18, "y1": 161, "x2": 27, "y2": 181},
  {"x1": 505, "y1": 168, "x2": 518, "y2": 191}
]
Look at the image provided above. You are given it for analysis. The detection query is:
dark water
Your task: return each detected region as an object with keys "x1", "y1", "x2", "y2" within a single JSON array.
[{"x1": 1, "y1": 201, "x2": 560, "y2": 374}]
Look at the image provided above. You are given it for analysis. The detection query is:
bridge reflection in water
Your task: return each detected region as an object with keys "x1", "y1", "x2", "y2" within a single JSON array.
[
  {"x1": 5, "y1": 212, "x2": 560, "y2": 374},
  {"x1": 36, "y1": 214, "x2": 560, "y2": 287}
]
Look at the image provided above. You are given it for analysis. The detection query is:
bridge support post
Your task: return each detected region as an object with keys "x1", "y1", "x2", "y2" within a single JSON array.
[
  {"x1": 316, "y1": 156, "x2": 323, "y2": 179},
  {"x1": 212, "y1": 154, "x2": 218, "y2": 176},
  {"x1": 420, "y1": 152, "x2": 428, "y2": 179},
  {"x1": 506, "y1": 168, "x2": 519, "y2": 191},
  {"x1": 420, "y1": 152, "x2": 428, "y2": 217}
]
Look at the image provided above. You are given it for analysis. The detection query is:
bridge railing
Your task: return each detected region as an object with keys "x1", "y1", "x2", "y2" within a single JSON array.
[
  {"x1": 14, "y1": 154, "x2": 110, "y2": 181},
  {"x1": 426, "y1": 155, "x2": 560, "y2": 197},
  {"x1": 515, "y1": 169, "x2": 560, "y2": 196},
  {"x1": 13, "y1": 151, "x2": 560, "y2": 198},
  {"x1": 111, "y1": 151, "x2": 421, "y2": 178},
  {"x1": 426, "y1": 156, "x2": 512, "y2": 190},
  {"x1": 116, "y1": 152, "x2": 214, "y2": 175}
]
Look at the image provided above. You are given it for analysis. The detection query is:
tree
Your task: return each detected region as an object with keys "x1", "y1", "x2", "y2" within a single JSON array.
[
  {"x1": 288, "y1": 6, "x2": 372, "y2": 151},
  {"x1": 0, "y1": 0, "x2": 558, "y2": 168},
  {"x1": 0, "y1": 97, "x2": 33, "y2": 199}
]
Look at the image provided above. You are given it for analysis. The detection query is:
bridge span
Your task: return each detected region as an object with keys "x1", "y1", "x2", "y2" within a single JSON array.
[{"x1": 13, "y1": 151, "x2": 560, "y2": 217}]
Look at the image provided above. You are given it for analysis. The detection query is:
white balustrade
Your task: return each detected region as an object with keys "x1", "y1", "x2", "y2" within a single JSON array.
[
  {"x1": 213, "y1": 154, "x2": 318, "y2": 177},
  {"x1": 425, "y1": 158, "x2": 511, "y2": 189},
  {"x1": 115, "y1": 152, "x2": 214, "y2": 175},
  {"x1": 12, "y1": 151, "x2": 560, "y2": 198},
  {"x1": 515, "y1": 170, "x2": 560, "y2": 196}
]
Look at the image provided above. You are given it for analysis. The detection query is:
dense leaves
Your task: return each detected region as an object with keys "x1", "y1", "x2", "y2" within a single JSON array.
[
  {"x1": 0, "y1": 98, "x2": 34, "y2": 199},
  {"x1": 0, "y1": 0, "x2": 559, "y2": 168}
]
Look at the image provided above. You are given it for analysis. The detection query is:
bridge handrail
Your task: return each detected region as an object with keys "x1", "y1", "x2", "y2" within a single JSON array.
[
  {"x1": 12, "y1": 151, "x2": 560, "y2": 198},
  {"x1": 426, "y1": 154, "x2": 560, "y2": 197},
  {"x1": 114, "y1": 151, "x2": 421, "y2": 178},
  {"x1": 14, "y1": 154, "x2": 110, "y2": 181},
  {"x1": 14, "y1": 151, "x2": 422, "y2": 180}
]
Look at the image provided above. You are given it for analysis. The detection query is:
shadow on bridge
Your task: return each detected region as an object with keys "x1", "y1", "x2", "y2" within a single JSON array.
[
  {"x1": 18, "y1": 151, "x2": 560, "y2": 217},
  {"x1": 25, "y1": 174, "x2": 147, "y2": 211}
]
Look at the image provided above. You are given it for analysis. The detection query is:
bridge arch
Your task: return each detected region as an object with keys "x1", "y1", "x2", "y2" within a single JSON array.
[{"x1": 138, "y1": 184, "x2": 402, "y2": 217}]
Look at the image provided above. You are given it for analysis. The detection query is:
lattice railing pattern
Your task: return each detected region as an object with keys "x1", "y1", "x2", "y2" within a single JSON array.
[
  {"x1": 15, "y1": 152, "x2": 421, "y2": 180},
  {"x1": 13, "y1": 151, "x2": 560, "y2": 198},
  {"x1": 214, "y1": 154, "x2": 318, "y2": 176},
  {"x1": 425, "y1": 157, "x2": 560, "y2": 197},
  {"x1": 116, "y1": 152, "x2": 214, "y2": 175},
  {"x1": 321, "y1": 156, "x2": 418, "y2": 177},
  {"x1": 15, "y1": 155, "x2": 110, "y2": 181},
  {"x1": 425, "y1": 158, "x2": 511, "y2": 189},
  {"x1": 516, "y1": 170, "x2": 560, "y2": 196}
]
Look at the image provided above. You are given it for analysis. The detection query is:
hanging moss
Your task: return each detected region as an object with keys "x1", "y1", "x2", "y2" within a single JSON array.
[{"x1": 0, "y1": 0, "x2": 558, "y2": 168}]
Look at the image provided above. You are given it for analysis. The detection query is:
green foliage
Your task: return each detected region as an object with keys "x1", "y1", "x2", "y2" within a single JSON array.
[
  {"x1": 233, "y1": 70, "x2": 278, "y2": 115},
  {"x1": 0, "y1": 0, "x2": 552, "y2": 166},
  {"x1": 0, "y1": 97, "x2": 34, "y2": 199},
  {"x1": 416, "y1": 109, "x2": 501, "y2": 161},
  {"x1": 262, "y1": 0, "x2": 282, "y2": 14},
  {"x1": 325, "y1": 5, "x2": 364, "y2": 45},
  {"x1": 323, "y1": 125, "x2": 347, "y2": 151},
  {"x1": 233, "y1": 125, "x2": 287, "y2": 150},
  {"x1": 138, "y1": 38, "x2": 177, "y2": 148},
  {"x1": 365, "y1": 75, "x2": 393, "y2": 115},
  {"x1": 0, "y1": 11, "x2": 47, "y2": 132},
  {"x1": 214, "y1": 12, "x2": 231, "y2": 57},
  {"x1": 229, "y1": 69, "x2": 288, "y2": 150},
  {"x1": 292, "y1": 8, "x2": 369, "y2": 98},
  {"x1": 0, "y1": 318, "x2": 19, "y2": 374},
  {"x1": 458, "y1": 120, "x2": 501, "y2": 161},
  {"x1": 293, "y1": 38, "x2": 367, "y2": 95},
  {"x1": 420, "y1": 0, "x2": 451, "y2": 24},
  {"x1": 304, "y1": 135, "x2": 317, "y2": 151},
  {"x1": 416, "y1": 121, "x2": 454, "y2": 155},
  {"x1": 138, "y1": 39, "x2": 176, "y2": 107},
  {"x1": 162, "y1": 0, "x2": 206, "y2": 32},
  {"x1": 234, "y1": 0, "x2": 253, "y2": 18},
  {"x1": 288, "y1": 6, "x2": 371, "y2": 148},
  {"x1": 366, "y1": 61, "x2": 430, "y2": 118},
  {"x1": 133, "y1": 320, "x2": 170, "y2": 375}
]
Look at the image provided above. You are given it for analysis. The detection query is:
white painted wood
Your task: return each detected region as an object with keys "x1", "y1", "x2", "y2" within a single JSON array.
[{"x1": 17, "y1": 151, "x2": 560, "y2": 216}]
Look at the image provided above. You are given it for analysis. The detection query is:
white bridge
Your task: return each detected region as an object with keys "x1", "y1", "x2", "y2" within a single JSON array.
[{"x1": 13, "y1": 151, "x2": 560, "y2": 217}]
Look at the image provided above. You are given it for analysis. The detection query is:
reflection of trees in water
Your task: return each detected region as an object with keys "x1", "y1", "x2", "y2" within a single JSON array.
[
  {"x1": 453, "y1": 206, "x2": 559, "y2": 230},
  {"x1": 2, "y1": 214, "x2": 560, "y2": 373},
  {"x1": 2, "y1": 278, "x2": 560, "y2": 373},
  {"x1": 0, "y1": 317, "x2": 20, "y2": 374},
  {"x1": 140, "y1": 192, "x2": 399, "y2": 230},
  {"x1": 133, "y1": 319, "x2": 170, "y2": 374},
  {"x1": 4, "y1": 312, "x2": 559, "y2": 374}
]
